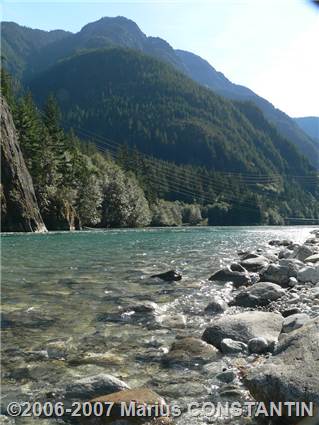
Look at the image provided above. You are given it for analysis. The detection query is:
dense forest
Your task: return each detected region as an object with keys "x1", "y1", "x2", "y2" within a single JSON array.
[{"x1": 1, "y1": 65, "x2": 318, "y2": 229}]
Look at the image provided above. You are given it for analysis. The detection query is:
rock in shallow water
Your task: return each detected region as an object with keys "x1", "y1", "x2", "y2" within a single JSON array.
[
  {"x1": 81, "y1": 388, "x2": 170, "y2": 424},
  {"x1": 202, "y1": 311, "x2": 283, "y2": 350},
  {"x1": 64, "y1": 374, "x2": 130, "y2": 400},
  {"x1": 244, "y1": 317, "x2": 319, "y2": 424},
  {"x1": 204, "y1": 297, "x2": 228, "y2": 314},
  {"x1": 230, "y1": 282, "x2": 286, "y2": 307},
  {"x1": 162, "y1": 336, "x2": 220, "y2": 367},
  {"x1": 151, "y1": 270, "x2": 182, "y2": 282},
  {"x1": 209, "y1": 263, "x2": 253, "y2": 287}
]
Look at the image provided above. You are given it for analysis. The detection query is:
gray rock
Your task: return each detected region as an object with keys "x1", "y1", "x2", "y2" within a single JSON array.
[
  {"x1": 281, "y1": 307, "x2": 301, "y2": 318},
  {"x1": 261, "y1": 260, "x2": 302, "y2": 286},
  {"x1": 292, "y1": 245, "x2": 315, "y2": 262},
  {"x1": 240, "y1": 256, "x2": 269, "y2": 272},
  {"x1": 129, "y1": 301, "x2": 160, "y2": 314},
  {"x1": 288, "y1": 277, "x2": 298, "y2": 287},
  {"x1": 202, "y1": 311, "x2": 283, "y2": 350},
  {"x1": 220, "y1": 338, "x2": 248, "y2": 354},
  {"x1": 151, "y1": 270, "x2": 182, "y2": 281},
  {"x1": 282, "y1": 313, "x2": 311, "y2": 333},
  {"x1": 163, "y1": 337, "x2": 220, "y2": 367},
  {"x1": 244, "y1": 317, "x2": 319, "y2": 424},
  {"x1": 297, "y1": 265, "x2": 319, "y2": 284},
  {"x1": 304, "y1": 253, "x2": 319, "y2": 264},
  {"x1": 204, "y1": 297, "x2": 228, "y2": 314},
  {"x1": 64, "y1": 374, "x2": 130, "y2": 400},
  {"x1": 216, "y1": 369, "x2": 237, "y2": 383},
  {"x1": 230, "y1": 282, "x2": 286, "y2": 307},
  {"x1": 209, "y1": 263, "x2": 252, "y2": 287},
  {"x1": 248, "y1": 337, "x2": 270, "y2": 354}
]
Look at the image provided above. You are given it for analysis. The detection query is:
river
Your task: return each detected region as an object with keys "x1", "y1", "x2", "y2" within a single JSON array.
[{"x1": 1, "y1": 226, "x2": 316, "y2": 424}]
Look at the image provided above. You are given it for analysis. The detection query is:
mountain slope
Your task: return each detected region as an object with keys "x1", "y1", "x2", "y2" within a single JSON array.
[
  {"x1": 177, "y1": 50, "x2": 319, "y2": 168},
  {"x1": 1, "y1": 21, "x2": 71, "y2": 79},
  {"x1": 28, "y1": 47, "x2": 314, "y2": 181},
  {"x1": 294, "y1": 117, "x2": 319, "y2": 145},
  {"x1": 2, "y1": 17, "x2": 318, "y2": 168}
]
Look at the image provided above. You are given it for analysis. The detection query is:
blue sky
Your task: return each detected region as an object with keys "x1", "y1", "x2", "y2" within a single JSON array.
[{"x1": 1, "y1": 0, "x2": 318, "y2": 117}]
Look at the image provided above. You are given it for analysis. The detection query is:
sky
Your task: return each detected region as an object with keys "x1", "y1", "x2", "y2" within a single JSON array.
[{"x1": 1, "y1": 0, "x2": 318, "y2": 117}]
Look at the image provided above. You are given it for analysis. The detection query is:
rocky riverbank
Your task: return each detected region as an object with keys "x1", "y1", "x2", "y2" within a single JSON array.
[{"x1": 1, "y1": 229, "x2": 318, "y2": 425}]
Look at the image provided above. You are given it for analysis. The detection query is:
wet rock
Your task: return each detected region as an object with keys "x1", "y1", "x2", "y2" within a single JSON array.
[
  {"x1": 282, "y1": 313, "x2": 310, "y2": 334},
  {"x1": 64, "y1": 374, "x2": 130, "y2": 400},
  {"x1": 216, "y1": 369, "x2": 237, "y2": 383},
  {"x1": 85, "y1": 388, "x2": 169, "y2": 424},
  {"x1": 220, "y1": 338, "x2": 248, "y2": 355},
  {"x1": 244, "y1": 317, "x2": 319, "y2": 424},
  {"x1": 297, "y1": 265, "x2": 319, "y2": 284},
  {"x1": 47, "y1": 340, "x2": 69, "y2": 360},
  {"x1": 202, "y1": 311, "x2": 283, "y2": 350},
  {"x1": 155, "y1": 314, "x2": 186, "y2": 329},
  {"x1": 1, "y1": 308, "x2": 56, "y2": 329},
  {"x1": 163, "y1": 337, "x2": 220, "y2": 367},
  {"x1": 129, "y1": 301, "x2": 160, "y2": 314},
  {"x1": 230, "y1": 282, "x2": 286, "y2": 308},
  {"x1": 151, "y1": 270, "x2": 182, "y2": 282},
  {"x1": 204, "y1": 297, "x2": 228, "y2": 314},
  {"x1": 304, "y1": 253, "x2": 319, "y2": 264},
  {"x1": 281, "y1": 307, "x2": 301, "y2": 318},
  {"x1": 248, "y1": 337, "x2": 270, "y2": 354},
  {"x1": 240, "y1": 256, "x2": 269, "y2": 272},
  {"x1": 209, "y1": 263, "x2": 252, "y2": 287}
]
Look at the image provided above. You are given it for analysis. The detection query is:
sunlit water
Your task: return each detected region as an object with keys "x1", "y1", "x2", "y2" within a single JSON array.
[{"x1": 1, "y1": 226, "x2": 315, "y2": 424}]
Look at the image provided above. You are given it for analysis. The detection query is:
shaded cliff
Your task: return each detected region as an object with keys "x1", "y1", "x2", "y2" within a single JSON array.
[{"x1": 1, "y1": 96, "x2": 47, "y2": 232}]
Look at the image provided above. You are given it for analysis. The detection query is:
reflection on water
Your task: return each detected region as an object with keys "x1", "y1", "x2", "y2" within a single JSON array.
[{"x1": 1, "y1": 226, "x2": 314, "y2": 423}]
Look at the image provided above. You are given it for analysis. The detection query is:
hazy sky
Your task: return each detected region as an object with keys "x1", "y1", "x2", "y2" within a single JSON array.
[{"x1": 1, "y1": 0, "x2": 318, "y2": 117}]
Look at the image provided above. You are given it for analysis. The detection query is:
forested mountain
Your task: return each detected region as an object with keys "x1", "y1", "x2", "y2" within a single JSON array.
[
  {"x1": 28, "y1": 47, "x2": 312, "y2": 177},
  {"x1": 177, "y1": 50, "x2": 319, "y2": 168},
  {"x1": 294, "y1": 117, "x2": 319, "y2": 145},
  {"x1": 2, "y1": 17, "x2": 318, "y2": 167}
]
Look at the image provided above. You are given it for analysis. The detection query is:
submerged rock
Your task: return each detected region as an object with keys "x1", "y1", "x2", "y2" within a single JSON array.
[
  {"x1": 151, "y1": 270, "x2": 182, "y2": 282},
  {"x1": 230, "y1": 282, "x2": 286, "y2": 307},
  {"x1": 163, "y1": 337, "x2": 219, "y2": 367},
  {"x1": 202, "y1": 311, "x2": 283, "y2": 350},
  {"x1": 84, "y1": 388, "x2": 170, "y2": 424},
  {"x1": 64, "y1": 374, "x2": 130, "y2": 400},
  {"x1": 244, "y1": 317, "x2": 319, "y2": 424}
]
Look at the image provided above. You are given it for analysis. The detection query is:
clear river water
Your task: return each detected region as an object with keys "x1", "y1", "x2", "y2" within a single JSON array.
[{"x1": 1, "y1": 226, "x2": 316, "y2": 424}]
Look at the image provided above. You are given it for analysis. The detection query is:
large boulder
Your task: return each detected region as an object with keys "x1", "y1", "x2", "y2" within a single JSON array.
[
  {"x1": 209, "y1": 263, "x2": 254, "y2": 287},
  {"x1": 292, "y1": 245, "x2": 315, "y2": 262},
  {"x1": 297, "y1": 265, "x2": 319, "y2": 284},
  {"x1": 64, "y1": 374, "x2": 130, "y2": 400},
  {"x1": 202, "y1": 311, "x2": 283, "y2": 350},
  {"x1": 240, "y1": 256, "x2": 269, "y2": 272},
  {"x1": 1, "y1": 96, "x2": 47, "y2": 232},
  {"x1": 230, "y1": 282, "x2": 286, "y2": 308},
  {"x1": 261, "y1": 260, "x2": 302, "y2": 286},
  {"x1": 244, "y1": 317, "x2": 319, "y2": 423}
]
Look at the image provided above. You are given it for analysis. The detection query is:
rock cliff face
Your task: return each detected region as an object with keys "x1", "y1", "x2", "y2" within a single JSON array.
[{"x1": 1, "y1": 96, "x2": 47, "y2": 232}]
